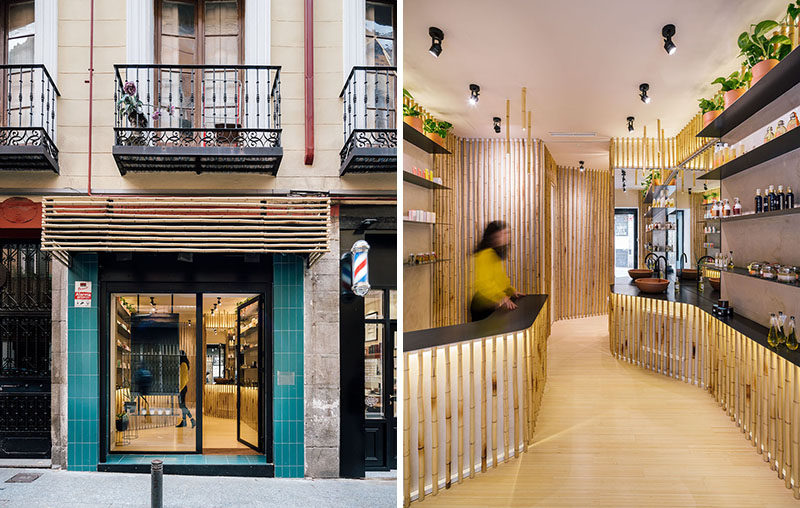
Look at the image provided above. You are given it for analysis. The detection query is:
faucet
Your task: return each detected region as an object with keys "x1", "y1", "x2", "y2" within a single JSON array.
[
  {"x1": 680, "y1": 252, "x2": 688, "y2": 270},
  {"x1": 644, "y1": 252, "x2": 658, "y2": 272},
  {"x1": 696, "y1": 255, "x2": 714, "y2": 272}
]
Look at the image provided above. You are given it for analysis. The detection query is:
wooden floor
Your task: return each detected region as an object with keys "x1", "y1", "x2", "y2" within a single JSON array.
[{"x1": 417, "y1": 315, "x2": 798, "y2": 507}]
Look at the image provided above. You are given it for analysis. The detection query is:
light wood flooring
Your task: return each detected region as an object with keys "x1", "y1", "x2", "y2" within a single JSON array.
[{"x1": 417, "y1": 315, "x2": 798, "y2": 507}]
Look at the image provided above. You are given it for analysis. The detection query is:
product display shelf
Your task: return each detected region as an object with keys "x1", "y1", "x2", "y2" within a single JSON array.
[
  {"x1": 699, "y1": 126, "x2": 800, "y2": 181},
  {"x1": 644, "y1": 207, "x2": 676, "y2": 219},
  {"x1": 403, "y1": 122, "x2": 451, "y2": 154},
  {"x1": 403, "y1": 219, "x2": 450, "y2": 225},
  {"x1": 716, "y1": 206, "x2": 800, "y2": 224},
  {"x1": 402, "y1": 170, "x2": 450, "y2": 190},
  {"x1": 404, "y1": 259, "x2": 450, "y2": 267},
  {"x1": 697, "y1": 46, "x2": 800, "y2": 142},
  {"x1": 719, "y1": 265, "x2": 800, "y2": 291}
]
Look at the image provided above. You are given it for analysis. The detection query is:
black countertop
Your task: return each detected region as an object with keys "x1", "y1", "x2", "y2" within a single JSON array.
[
  {"x1": 404, "y1": 295, "x2": 548, "y2": 352},
  {"x1": 612, "y1": 276, "x2": 800, "y2": 367}
]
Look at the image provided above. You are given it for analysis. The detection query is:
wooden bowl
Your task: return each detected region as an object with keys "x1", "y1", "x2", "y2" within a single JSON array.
[
  {"x1": 628, "y1": 269, "x2": 653, "y2": 280},
  {"x1": 679, "y1": 269, "x2": 698, "y2": 280},
  {"x1": 708, "y1": 277, "x2": 720, "y2": 291},
  {"x1": 634, "y1": 278, "x2": 670, "y2": 294}
]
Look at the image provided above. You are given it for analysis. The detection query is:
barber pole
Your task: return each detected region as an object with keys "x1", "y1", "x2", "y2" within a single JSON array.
[
  {"x1": 340, "y1": 253, "x2": 352, "y2": 294},
  {"x1": 350, "y1": 240, "x2": 370, "y2": 297}
]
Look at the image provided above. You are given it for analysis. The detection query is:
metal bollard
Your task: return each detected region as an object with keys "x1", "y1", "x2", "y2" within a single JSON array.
[{"x1": 151, "y1": 459, "x2": 163, "y2": 508}]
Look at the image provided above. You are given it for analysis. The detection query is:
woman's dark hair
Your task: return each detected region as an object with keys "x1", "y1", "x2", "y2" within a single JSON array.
[{"x1": 475, "y1": 220, "x2": 508, "y2": 259}]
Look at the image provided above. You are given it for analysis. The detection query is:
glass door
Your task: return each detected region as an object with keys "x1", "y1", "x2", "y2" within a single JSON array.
[
  {"x1": 614, "y1": 209, "x2": 638, "y2": 278},
  {"x1": 236, "y1": 295, "x2": 262, "y2": 451}
]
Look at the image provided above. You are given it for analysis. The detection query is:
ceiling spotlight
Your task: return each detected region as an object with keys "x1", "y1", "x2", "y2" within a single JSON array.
[
  {"x1": 579, "y1": 160, "x2": 585, "y2": 172},
  {"x1": 429, "y1": 27, "x2": 444, "y2": 58},
  {"x1": 662, "y1": 24, "x2": 676, "y2": 55},
  {"x1": 627, "y1": 116, "x2": 635, "y2": 132},
  {"x1": 468, "y1": 84, "x2": 480, "y2": 106},
  {"x1": 493, "y1": 117, "x2": 501, "y2": 133},
  {"x1": 639, "y1": 83, "x2": 650, "y2": 104}
]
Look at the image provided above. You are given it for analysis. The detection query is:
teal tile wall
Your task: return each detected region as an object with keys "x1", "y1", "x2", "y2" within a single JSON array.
[
  {"x1": 272, "y1": 255, "x2": 304, "y2": 478},
  {"x1": 67, "y1": 253, "x2": 99, "y2": 471}
]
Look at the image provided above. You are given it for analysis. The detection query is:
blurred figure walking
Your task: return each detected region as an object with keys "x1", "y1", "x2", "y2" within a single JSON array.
[{"x1": 470, "y1": 221, "x2": 522, "y2": 321}]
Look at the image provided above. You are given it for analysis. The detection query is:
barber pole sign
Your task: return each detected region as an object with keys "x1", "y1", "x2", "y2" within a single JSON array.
[
  {"x1": 350, "y1": 240, "x2": 370, "y2": 297},
  {"x1": 340, "y1": 253, "x2": 352, "y2": 294}
]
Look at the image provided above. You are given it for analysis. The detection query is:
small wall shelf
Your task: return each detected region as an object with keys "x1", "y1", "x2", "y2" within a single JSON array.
[
  {"x1": 717, "y1": 206, "x2": 800, "y2": 224},
  {"x1": 722, "y1": 265, "x2": 800, "y2": 291},
  {"x1": 403, "y1": 170, "x2": 450, "y2": 189},
  {"x1": 404, "y1": 259, "x2": 450, "y2": 267},
  {"x1": 403, "y1": 123, "x2": 451, "y2": 154},
  {"x1": 699, "y1": 127, "x2": 800, "y2": 181},
  {"x1": 403, "y1": 219, "x2": 450, "y2": 225}
]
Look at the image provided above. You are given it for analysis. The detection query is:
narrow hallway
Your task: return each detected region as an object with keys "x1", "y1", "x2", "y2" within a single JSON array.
[{"x1": 418, "y1": 315, "x2": 798, "y2": 507}]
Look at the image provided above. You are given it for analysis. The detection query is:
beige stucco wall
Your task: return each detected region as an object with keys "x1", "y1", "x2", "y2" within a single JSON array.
[{"x1": 0, "y1": 0, "x2": 394, "y2": 194}]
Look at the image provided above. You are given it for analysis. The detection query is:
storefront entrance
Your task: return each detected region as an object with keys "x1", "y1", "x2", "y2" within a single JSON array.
[{"x1": 98, "y1": 254, "x2": 272, "y2": 470}]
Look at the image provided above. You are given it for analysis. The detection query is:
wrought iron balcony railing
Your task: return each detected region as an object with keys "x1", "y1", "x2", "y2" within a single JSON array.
[
  {"x1": 339, "y1": 66, "x2": 397, "y2": 175},
  {"x1": 112, "y1": 64, "x2": 282, "y2": 175},
  {"x1": 0, "y1": 65, "x2": 60, "y2": 173}
]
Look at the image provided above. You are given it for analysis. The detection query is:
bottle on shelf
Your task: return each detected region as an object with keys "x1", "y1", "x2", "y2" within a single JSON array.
[
  {"x1": 755, "y1": 189, "x2": 762, "y2": 214},
  {"x1": 768, "y1": 313, "x2": 779, "y2": 348},
  {"x1": 763, "y1": 190, "x2": 771, "y2": 213},
  {"x1": 776, "y1": 119, "x2": 788, "y2": 137},
  {"x1": 733, "y1": 197, "x2": 742, "y2": 216},
  {"x1": 727, "y1": 251, "x2": 734, "y2": 270},
  {"x1": 765, "y1": 126, "x2": 775, "y2": 143},
  {"x1": 787, "y1": 186, "x2": 795, "y2": 209},
  {"x1": 723, "y1": 199, "x2": 732, "y2": 217},
  {"x1": 777, "y1": 185, "x2": 786, "y2": 210},
  {"x1": 789, "y1": 112, "x2": 800, "y2": 131},
  {"x1": 786, "y1": 317, "x2": 798, "y2": 351},
  {"x1": 778, "y1": 311, "x2": 787, "y2": 345}
]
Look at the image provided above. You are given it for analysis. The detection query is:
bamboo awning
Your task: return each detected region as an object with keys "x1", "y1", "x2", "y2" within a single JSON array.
[{"x1": 41, "y1": 195, "x2": 331, "y2": 265}]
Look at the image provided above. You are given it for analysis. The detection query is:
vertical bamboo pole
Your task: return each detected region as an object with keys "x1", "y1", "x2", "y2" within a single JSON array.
[
  {"x1": 505, "y1": 100, "x2": 510, "y2": 157},
  {"x1": 457, "y1": 343, "x2": 464, "y2": 484},
  {"x1": 403, "y1": 353, "x2": 411, "y2": 507},
  {"x1": 469, "y1": 341, "x2": 475, "y2": 478},
  {"x1": 480, "y1": 337, "x2": 487, "y2": 472},
  {"x1": 444, "y1": 346, "x2": 452, "y2": 488},
  {"x1": 431, "y1": 349, "x2": 439, "y2": 494},
  {"x1": 417, "y1": 352, "x2": 426, "y2": 501}
]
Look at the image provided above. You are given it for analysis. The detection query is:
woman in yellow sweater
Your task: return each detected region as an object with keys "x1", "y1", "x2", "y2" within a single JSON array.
[{"x1": 470, "y1": 221, "x2": 521, "y2": 321}]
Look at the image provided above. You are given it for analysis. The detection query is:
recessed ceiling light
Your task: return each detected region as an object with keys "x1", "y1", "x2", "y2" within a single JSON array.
[
  {"x1": 429, "y1": 27, "x2": 444, "y2": 58},
  {"x1": 662, "y1": 24, "x2": 676, "y2": 55}
]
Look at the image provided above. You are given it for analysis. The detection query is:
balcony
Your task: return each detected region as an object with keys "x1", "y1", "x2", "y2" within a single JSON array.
[
  {"x1": 339, "y1": 66, "x2": 397, "y2": 175},
  {"x1": 112, "y1": 65, "x2": 282, "y2": 175},
  {"x1": 0, "y1": 65, "x2": 60, "y2": 173}
]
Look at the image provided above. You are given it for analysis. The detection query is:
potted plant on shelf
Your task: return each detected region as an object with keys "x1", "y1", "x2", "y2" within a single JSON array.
[
  {"x1": 423, "y1": 118, "x2": 453, "y2": 147},
  {"x1": 738, "y1": 20, "x2": 791, "y2": 85},
  {"x1": 402, "y1": 89, "x2": 423, "y2": 133},
  {"x1": 698, "y1": 94, "x2": 724, "y2": 127},
  {"x1": 711, "y1": 70, "x2": 752, "y2": 109},
  {"x1": 788, "y1": 2, "x2": 800, "y2": 50},
  {"x1": 115, "y1": 412, "x2": 129, "y2": 432}
]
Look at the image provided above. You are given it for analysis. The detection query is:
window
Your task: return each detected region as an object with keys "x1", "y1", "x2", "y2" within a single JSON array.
[
  {"x1": 365, "y1": 1, "x2": 394, "y2": 66},
  {"x1": 0, "y1": 1, "x2": 33, "y2": 126}
]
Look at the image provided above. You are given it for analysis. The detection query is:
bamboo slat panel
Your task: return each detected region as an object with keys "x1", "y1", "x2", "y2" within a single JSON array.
[
  {"x1": 691, "y1": 192, "x2": 706, "y2": 263},
  {"x1": 553, "y1": 165, "x2": 613, "y2": 320},
  {"x1": 432, "y1": 138, "x2": 555, "y2": 327},
  {"x1": 203, "y1": 383, "x2": 237, "y2": 419},
  {"x1": 403, "y1": 301, "x2": 550, "y2": 506},
  {"x1": 40, "y1": 195, "x2": 332, "y2": 261},
  {"x1": 609, "y1": 293, "x2": 800, "y2": 500}
]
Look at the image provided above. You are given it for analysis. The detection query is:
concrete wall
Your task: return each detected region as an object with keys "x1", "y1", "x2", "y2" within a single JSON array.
[
  {"x1": 1, "y1": 0, "x2": 393, "y2": 194},
  {"x1": 402, "y1": 143, "x2": 433, "y2": 331}
]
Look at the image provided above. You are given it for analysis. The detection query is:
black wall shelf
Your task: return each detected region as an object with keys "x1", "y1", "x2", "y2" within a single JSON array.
[
  {"x1": 699, "y1": 127, "x2": 800, "y2": 180},
  {"x1": 403, "y1": 123, "x2": 451, "y2": 154},
  {"x1": 722, "y1": 265, "x2": 800, "y2": 291},
  {"x1": 697, "y1": 47, "x2": 800, "y2": 140},
  {"x1": 718, "y1": 206, "x2": 800, "y2": 224},
  {"x1": 402, "y1": 170, "x2": 450, "y2": 189}
]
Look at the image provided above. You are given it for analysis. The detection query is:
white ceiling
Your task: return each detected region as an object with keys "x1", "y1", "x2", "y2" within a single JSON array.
[{"x1": 403, "y1": 0, "x2": 788, "y2": 169}]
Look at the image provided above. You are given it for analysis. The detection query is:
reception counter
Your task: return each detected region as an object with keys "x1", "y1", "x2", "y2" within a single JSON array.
[
  {"x1": 609, "y1": 278, "x2": 800, "y2": 499},
  {"x1": 403, "y1": 295, "x2": 550, "y2": 506}
]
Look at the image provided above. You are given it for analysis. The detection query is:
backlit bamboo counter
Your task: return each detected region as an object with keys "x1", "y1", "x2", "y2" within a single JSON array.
[
  {"x1": 403, "y1": 295, "x2": 550, "y2": 506},
  {"x1": 609, "y1": 278, "x2": 800, "y2": 499}
]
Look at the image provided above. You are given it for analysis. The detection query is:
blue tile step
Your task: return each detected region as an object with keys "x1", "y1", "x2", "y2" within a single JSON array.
[{"x1": 98, "y1": 455, "x2": 273, "y2": 477}]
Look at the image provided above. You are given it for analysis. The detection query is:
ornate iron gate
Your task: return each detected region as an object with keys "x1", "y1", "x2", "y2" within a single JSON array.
[{"x1": 0, "y1": 241, "x2": 51, "y2": 458}]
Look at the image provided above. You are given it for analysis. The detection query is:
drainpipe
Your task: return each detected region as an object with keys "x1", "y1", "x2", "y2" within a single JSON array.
[
  {"x1": 304, "y1": 0, "x2": 314, "y2": 165},
  {"x1": 86, "y1": 0, "x2": 95, "y2": 195}
]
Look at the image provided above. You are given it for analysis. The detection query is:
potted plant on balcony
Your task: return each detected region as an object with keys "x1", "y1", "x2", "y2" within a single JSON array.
[
  {"x1": 115, "y1": 412, "x2": 129, "y2": 432},
  {"x1": 738, "y1": 20, "x2": 792, "y2": 85},
  {"x1": 403, "y1": 89, "x2": 423, "y2": 132},
  {"x1": 423, "y1": 118, "x2": 453, "y2": 148},
  {"x1": 698, "y1": 94, "x2": 724, "y2": 127},
  {"x1": 117, "y1": 81, "x2": 148, "y2": 146},
  {"x1": 711, "y1": 70, "x2": 752, "y2": 109}
]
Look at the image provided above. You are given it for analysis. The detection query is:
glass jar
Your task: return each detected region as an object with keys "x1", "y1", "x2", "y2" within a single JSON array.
[
  {"x1": 761, "y1": 264, "x2": 778, "y2": 280},
  {"x1": 747, "y1": 262, "x2": 763, "y2": 276},
  {"x1": 778, "y1": 266, "x2": 796, "y2": 283}
]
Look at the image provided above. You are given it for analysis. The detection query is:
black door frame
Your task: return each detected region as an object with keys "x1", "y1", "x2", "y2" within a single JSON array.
[
  {"x1": 615, "y1": 208, "x2": 639, "y2": 270},
  {"x1": 235, "y1": 295, "x2": 264, "y2": 452},
  {"x1": 99, "y1": 281, "x2": 272, "y2": 463}
]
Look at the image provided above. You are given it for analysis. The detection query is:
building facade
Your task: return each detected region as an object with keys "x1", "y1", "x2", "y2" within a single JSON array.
[{"x1": 0, "y1": 0, "x2": 396, "y2": 478}]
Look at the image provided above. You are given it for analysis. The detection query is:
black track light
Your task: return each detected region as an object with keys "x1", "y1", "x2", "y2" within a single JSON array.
[
  {"x1": 468, "y1": 84, "x2": 480, "y2": 106},
  {"x1": 639, "y1": 83, "x2": 651, "y2": 104},
  {"x1": 429, "y1": 27, "x2": 444, "y2": 58},
  {"x1": 579, "y1": 160, "x2": 585, "y2": 172},
  {"x1": 627, "y1": 116, "x2": 635, "y2": 132},
  {"x1": 662, "y1": 24, "x2": 676, "y2": 55},
  {"x1": 493, "y1": 116, "x2": 501, "y2": 133}
]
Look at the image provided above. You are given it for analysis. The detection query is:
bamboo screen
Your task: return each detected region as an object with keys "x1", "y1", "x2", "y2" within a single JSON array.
[
  {"x1": 553, "y1": 165, "x2": 614, "y2": 320},
  {"x1": 431, "y1": 138, "x2": 556, "y2": 327}
]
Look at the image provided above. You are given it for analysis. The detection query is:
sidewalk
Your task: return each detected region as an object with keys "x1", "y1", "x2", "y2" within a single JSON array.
[{"x1": 0, "y1": 468, "x2": 396, "y2": 508}]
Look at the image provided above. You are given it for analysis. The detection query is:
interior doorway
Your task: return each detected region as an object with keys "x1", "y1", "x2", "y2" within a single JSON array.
[
  {"x1": 614, "y1": 208, "x2": 638, "y2": 277},
  {"x1": 201, "y1": 293, "x2": 262, "y2": 455}
]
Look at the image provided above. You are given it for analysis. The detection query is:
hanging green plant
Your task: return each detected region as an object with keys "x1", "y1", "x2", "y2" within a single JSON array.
[
  {"x1": 641, "y1": 170, "x2": 654, "y2": 197},
  {"x1": 423, "y1": 118, "x2": 453, "y2": 138},
  {"x1": 698, "y1": 95, "x2": 724, "y2": 114},
  {"x1": 737, "y1": 20, "x2": 792, "y2": 66},
  {"x1": 402, "y1": 88, "x2": 421, "y2": 118},
  {"x1": 711, "y1": 70, "x2": 752, "y2": 92}
]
